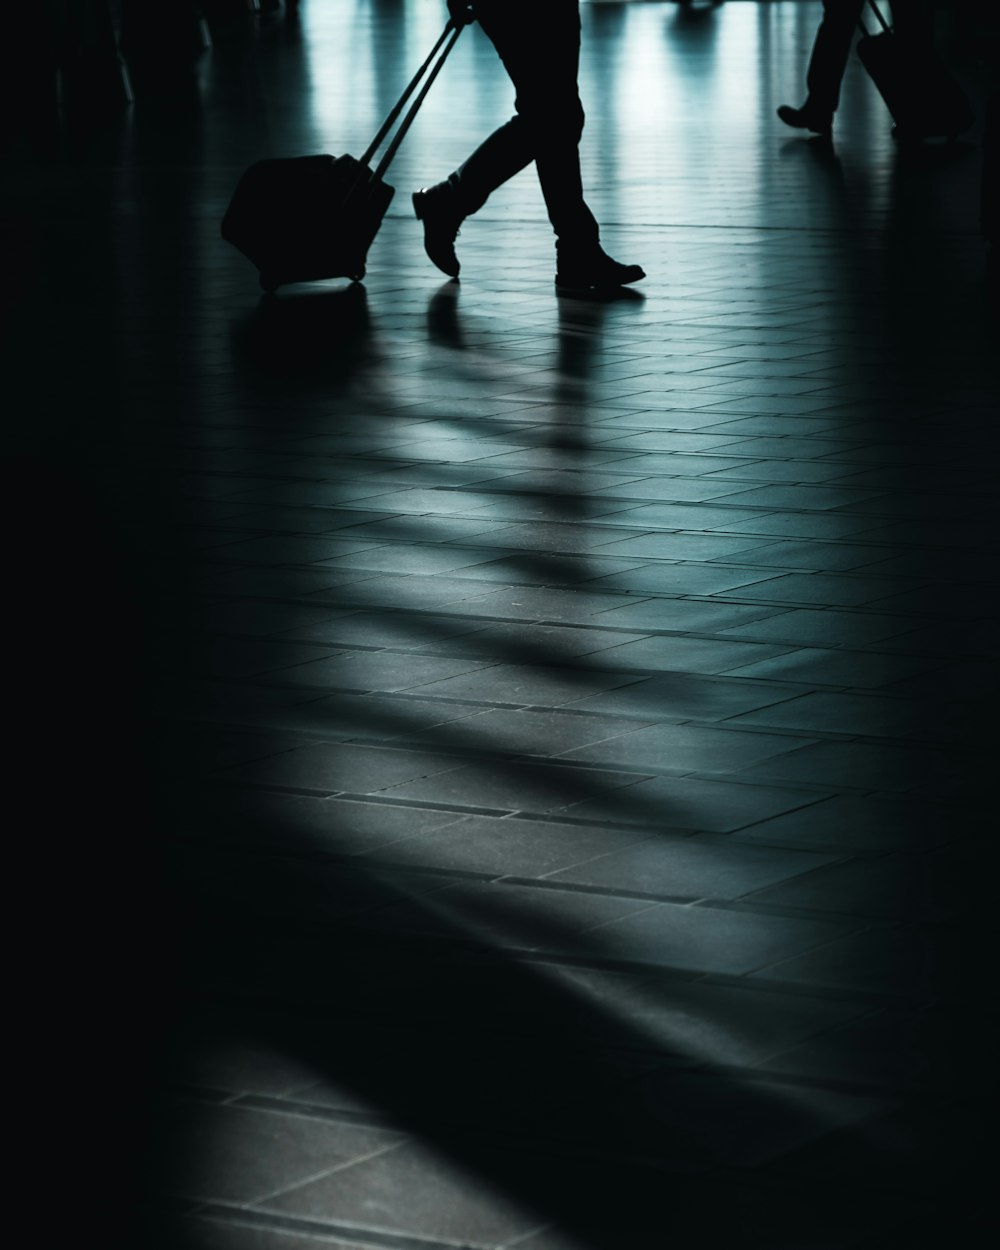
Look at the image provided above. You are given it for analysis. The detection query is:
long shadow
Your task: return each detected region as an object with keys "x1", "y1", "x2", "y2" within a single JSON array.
[
  {"x1": 147, "y1": 780, "x2": 989, "y2": 1248},
  {"x1": 179, "y1": 282, "x2": 804, "y2": 836},
  {"x1": 133, "y1": 276, "x2": 984, "y2": 1250},
  {"x1": 25, "y1": 6, "x2": 990, "y2": 1246},
  {"x1": 146, "y1": 825, "x2": 907, "y2": 1248}
]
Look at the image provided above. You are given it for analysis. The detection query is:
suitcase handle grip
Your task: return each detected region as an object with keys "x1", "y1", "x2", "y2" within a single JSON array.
[{"x1": 360, "y1": 20, "x2": 463, "y2": 171}]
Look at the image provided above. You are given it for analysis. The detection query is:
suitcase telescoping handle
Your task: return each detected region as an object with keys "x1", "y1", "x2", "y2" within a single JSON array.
[{"x1": 359, "y1": 20, "x2": 465, "y2": 177}]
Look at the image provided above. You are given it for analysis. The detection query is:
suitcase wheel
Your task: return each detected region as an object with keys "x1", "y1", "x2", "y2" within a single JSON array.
[
  {"x1": 350, "y1": 266, "x2": 366, "y2": 282},
  {"x1": 259, "y1": 273, "x2": 280, "y2": 293}
]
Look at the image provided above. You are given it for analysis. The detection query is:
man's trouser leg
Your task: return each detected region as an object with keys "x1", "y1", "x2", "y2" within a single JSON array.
[{"x1": 450, "y1": 0, "x2": 599, "y2": 248}]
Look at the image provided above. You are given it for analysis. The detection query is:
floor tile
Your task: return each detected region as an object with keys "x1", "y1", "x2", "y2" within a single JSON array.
[
  {"x1": 546, "y1": 834, "x2": 838, "y2": 900},
  {"x1": 559, "y1": 720, "x2": 812, "y2": 772},
  {"x1": 562, "y1": 772, "x2": 823, "y2": 832},
  {"x1": 587, "y1": 900, "x2": 855, "y2": 975},
  {"x1": 258, "y1": 1140, "x2": 545, "y2": 1246},
  {"x1": 158, "y1": 1099, "x2": 402, "y2": 1205}
]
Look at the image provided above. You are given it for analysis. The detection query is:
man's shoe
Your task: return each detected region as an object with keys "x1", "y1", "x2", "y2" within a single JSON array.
[
  {"x1": 777, "y1": 103, "x2": 833, "y2": 136},
  {"x1": 555, "y1": 247, "x2": 645, "y2": 293},
  {"x1": 413, "y1": 183, "x2": 463, "y2": 278}
]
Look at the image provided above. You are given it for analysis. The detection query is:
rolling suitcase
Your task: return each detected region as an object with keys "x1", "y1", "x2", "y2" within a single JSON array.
[
  {"x1": 856, "y1": 0, "x2": 974, "y2": 141},
  {"x1": 222, "y1": 19, "x2": 463, "y2": 292}
]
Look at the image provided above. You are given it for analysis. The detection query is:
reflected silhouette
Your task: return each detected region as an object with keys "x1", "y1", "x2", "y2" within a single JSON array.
[
  {"x1": 426, "y1": 279, "x2": 466, "y2": 348},
  {"x1": 672, "y1": 0, "x2": 726, "y2": 26},
  {"x1": 556, "y1": 284, "x2": 647, "y2": 306},
  {"x1": 231, "y1": 283, "x2": 373, "y2": 378}
]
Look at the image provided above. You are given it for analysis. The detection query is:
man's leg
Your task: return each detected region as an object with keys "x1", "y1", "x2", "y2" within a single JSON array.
[
  {"x1": 446, "y1": 116, "x2": 533, "y2": 217},
  {"x1": 412, "y1": 3, "x2": 543, "y2": 277},
  {"x1": 427, "y1": 0, "x2": 597, "y2": 237},
  {"x1": 413, "y1": 111, "x2": 534, "y2": 277},
  {"x1": 476, "y1": 0, "x2": 643, "y2": 287},
  {"x1": 415, "y1": 0, "x2": 642, "y2": 286},
  {"x1": 474, "y1": 0, "x2": 600, "y2": 248}
]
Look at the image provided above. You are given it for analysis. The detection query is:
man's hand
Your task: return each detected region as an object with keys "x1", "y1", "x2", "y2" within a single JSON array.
[{"x1": 448, "y1": 1, "x2": 476, "y2": 27}]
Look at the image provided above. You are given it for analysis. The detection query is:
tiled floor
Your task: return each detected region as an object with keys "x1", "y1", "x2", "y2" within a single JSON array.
[{"x1": 7, "y1": 2, "x2": 998, "y2": 1248}]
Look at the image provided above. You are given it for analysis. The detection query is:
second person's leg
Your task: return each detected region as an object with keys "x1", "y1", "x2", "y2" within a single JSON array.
[{"x1": 778, "y1": 0, "x2": 865, "y2": 133}]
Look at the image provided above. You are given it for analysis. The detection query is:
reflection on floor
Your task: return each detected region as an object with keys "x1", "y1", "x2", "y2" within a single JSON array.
[{"x1": 7, "y1": 2, "x2": 997, "y2": 1248}]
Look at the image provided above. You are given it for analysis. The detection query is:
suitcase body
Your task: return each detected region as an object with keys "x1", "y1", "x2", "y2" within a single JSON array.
[
  {"x1": 856, "y1": 16, "x2": 974, "y2": 140},
  {"x1": 221, "y1": 154, "x2": 394, "y2": 291},
  {"x1": 221, "y1": 21, "x2": 462, "y2": 292}
]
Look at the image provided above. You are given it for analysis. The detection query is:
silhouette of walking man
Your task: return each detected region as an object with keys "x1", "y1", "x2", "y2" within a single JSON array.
[
  {"x1": 778, "y1": 0, "x2": 932, "y2": 137},
  {"x1": 413, "y1": 0, "x2": 645, "y2": 292}
]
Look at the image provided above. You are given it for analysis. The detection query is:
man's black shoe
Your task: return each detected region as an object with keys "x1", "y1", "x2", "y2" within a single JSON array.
[
  {"x1": 413, "y1": 183, "x2": 463, "y2": 278},
  {"x1": 555, "y1": 247, "x2": 645, "y2": 293},
  {"x1": 777, "y1": 104, "x2": 833, "y2": 136}
]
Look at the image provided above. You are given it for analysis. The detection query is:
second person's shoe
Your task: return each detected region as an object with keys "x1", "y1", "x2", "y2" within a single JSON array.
[
  {"x1": 776, "y1": 103, "x2": 833, "y2": 136},
  {"x1": 413, "y1": 182, "x2": 463, "y2": 278}
]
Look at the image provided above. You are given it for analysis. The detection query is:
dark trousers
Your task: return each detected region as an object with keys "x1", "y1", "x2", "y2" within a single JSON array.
[
  {"x1": 806, "y1": 0, "x2": 866, "y2": 115},
  {"x1": 449, "y1": 0, "x2": 600, "y2": 248},
  {"x1": 806, "y1": 0, "x2": 933, "y2": 115}
]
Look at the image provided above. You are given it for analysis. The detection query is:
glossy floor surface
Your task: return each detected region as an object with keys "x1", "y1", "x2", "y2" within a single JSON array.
[{"x1": 6, "y1": 3, "x2": 998, "y2": 1248}]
